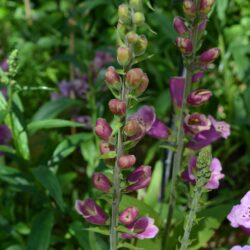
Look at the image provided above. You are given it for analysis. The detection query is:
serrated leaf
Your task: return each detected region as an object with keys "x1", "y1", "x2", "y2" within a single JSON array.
[
  {"x1": 27, "y1": 209, "x2": 54, "y2": 250},
  {"x1": 32, "y1": 166, "x2": 64, "y2": 211}
]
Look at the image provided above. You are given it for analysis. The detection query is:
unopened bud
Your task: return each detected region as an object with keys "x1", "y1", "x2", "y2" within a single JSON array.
[
  {"x1": 198, "y1": 18, "x2": 208, "y2": 32},
  {"x1": 92, "y1": 173, "x2": 112, "y2": 192},
  {"x1": 126, "y1": 68, "x2": 144, "y2": 88},
  {"x1": 176, "y1": 37, "x2": 193, "y2": 54},
  {"x1": 100, "y1": 141, "x2": 114, "y2": 154},
  {"x1": 200, "y1": 0, "x2": 215, "y2": 14},
  {"x1": 183, "y1": 0, "x2": 196, "y2": 17},
  {"x1": 199, "y1": 48, "x2": 220, "y2": 64},
  {"x1": 119, "y1": 207, "x2": 139, "y2": 225},
  {"x1": 134, "y1": 35, "x2": 148, "y2": 56},
  {"x1": 187, "y1": 89, "x2": 212, "y2": 106},
  {"x1": 108, "y1": 99, "x2": 126, "y2": 116},
  {"x1": 135, "y1": 73, "x2": 149, "y2": 95},
  {"x1": 95, "y1": 118, "x2": 112, "y2": 141},
  {"x1": 117, "y1": 46, "x2": 132, "y2": 67},
  {"x1": 173, "y1": 16, "x2": 188, "y2": 35},
  {"x1": 126, "y1": 31, "x2": 139, "y2": 44},
  {"x1": 132, "y1": 12, "x2": 145, "y2": 26},
  {"x1": 118, "y1": 155, "x2": 136, "y2": 169},
  {"x1": 124, "y1": 119, "x2": 142, "y2": 137},
  {"x1": 118, "y1": 4, "x2": 130, "y2": 24},
  {"x1": 192, "y1": 72, "x2": 204, "y2": 83},
  {"x1": 106, "y1": 66, "x2": 120, "y2": 88},
  {"x1": 129, "y1": 0, "x2": 143, "y2": 11}
]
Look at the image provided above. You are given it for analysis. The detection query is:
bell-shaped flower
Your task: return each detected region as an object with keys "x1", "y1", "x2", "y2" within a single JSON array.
[
  {"x1": 227, "y1": 191, "x2": 250, "y2": 235},
  {"x1": 126, "y1": 165, "x2": 152, "y2": 192},
  {"x1": 121, "y1": 217, "x2": 159, "y2": 239},
  {"x1": 169, "y1": 77, "x2": 185, "y2": 108},
  {"x1": 119, "y1": 207, "x2": 139, "y2": 225},
  {"x1": 75, "y1": 199, "x2": 108, "y2": 225},
  {"x1": 147, "y1": 119, "x2": 170, "y2": 139}
]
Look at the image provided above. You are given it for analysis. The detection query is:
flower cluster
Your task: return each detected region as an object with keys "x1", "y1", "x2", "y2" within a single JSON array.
[{"x1": 227, "y1": 191, "x2": 250, "y2": 235}]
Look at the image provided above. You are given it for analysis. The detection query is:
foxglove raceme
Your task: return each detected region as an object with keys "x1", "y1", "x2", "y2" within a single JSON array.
[
  {"x1": 173, "y1": 16, "x2": 188, "y2": 35},
  {"x1": 199, "y1": 48, "x2": 220, "y2": 64},
  {"x1": 227, "y1": 191, "x2": 250, "y2": 235},
  {"x1": 75, "y1": 199, "x2": 108, "y2": 225},
  {"x1": 108, "y1": 99, "x2": 126, "y2": 116},
  {"x1": 118, "y1": 155, "x2": 136, "y2": 169},
  {"x1": 187, "y1": 89, "x2": 212, "y2": 106},
  {"x1": 176, "y1": 37, "x2": 193, "y2": 55},
  {"x1": 127, "y1": 165, "x2": 152, "y2": 192},
  {"x1": 119, "y1": 207, "x2": 139, "y2": 225},
  {"x1": 121, "y1": 217, "x2": 159, "y2": 239},
  {"x1": 92, "y1": 173, "x2": 112, "y2": 192},
  {"x1": 95, "y1": 118, "x2": 112, "y2": 141}
]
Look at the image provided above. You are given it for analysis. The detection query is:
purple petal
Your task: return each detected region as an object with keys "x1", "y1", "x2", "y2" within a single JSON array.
[
  {"x1": 181, "y1": 157, "x2": 197, "y2": 184},
  {"x1": 147, "y1": 119, "x2": 170, "y2": 139},
  {"x1": 169, "y1": 77, "x2": 185, "y2": 108},
  {"x1": 136, "y1": 217, "x2": 159, "y2": 239}
]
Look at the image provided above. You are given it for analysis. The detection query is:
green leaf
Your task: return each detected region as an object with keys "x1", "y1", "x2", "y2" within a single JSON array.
[
  {"x1": 118, "y1": 243, "x2": 144, "y2": 250},
  {"x1": 84, "y1": 226, "x2": 109, "y2": 236},
  {"x1": 0, "y1": 145, "x2": 16, "y2": 154},
  {"x1": 32, "y1": 98, "x2": 80, "y2": 121},
  {"x1": 32, "y1": 167, "x2": 64, "y2": 211},
  {"x1": 27, "y1": 209, "x2": 54, "y2": 250},
  {"x1": 28, "y1": 119, "x2": 85, "y2": 133},
  {"x1": 144, "y1": 161, "x2": 163, "y2": 207},
  {"x1": 50, "y1": 133, "x2": 92, "y2": 165},
  {"x1": 0, "y1": 92, "x2": 30, "y2": 160},
  {"x1": 100, "y1": 151, "x2": 116, "y2": 160}
]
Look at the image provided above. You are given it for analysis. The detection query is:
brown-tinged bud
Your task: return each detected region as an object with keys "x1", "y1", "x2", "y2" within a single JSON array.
[
  {"x1": 200, "y1": 0, "x2": 215, "y2": 14},
  {"x1": 173, "y1": 16, "x2": 188, "y2": 35},
  {"x1": 118, "y1": 155, "x2": 136, "y2": 169},
  {"x1": 199, "y1": 48, "x2": 220, "y2": 64},
  {"x1": 95, "y1": 118, "x2": 112, "y2": 141},
  {"x1": 129, "y1": 0, "x2": 143, "y2": 11},
  {"x1": 124, "y1": 120, "x2": 142, "y2": 137},
  {"x1": 118, "y1": 4, "x2": 130, "y2": 23},
  {"x1": 183, "y1": 0, "x2": 196, "y2": 17},
  {"x1": 135, "y1": 73, "x2": 149, "y2": 95},
  {"x1": 134, "y1": 35, "x2": 148, "y2": 56},
  {"x1": 117, "y1": 46, "x2": 132, "y2": 67},
  {"x1": 92, "y1": 173, "x2": 112, "y2": 192},
  {"x1": 176, "y1": 37, "x2": 193, "y2": 54},
  {"x1": 100, "y1": 141, "x2": 114, "y2": 154},
  {"x1": 105, "y1": 66, "x2": 120, "y2": 88},
  {"x1": 108, "y1": 99, "x2": 126, "y2": 116},
  {"x1": 126, "y1": 31, "x2": 139, "y2": 44},
  {"x1": 132, "y1": 12, "x2": 145, "y2": 26},
  {"x1": 126, "y1": 68, "x2": 144, "y2": 88}
]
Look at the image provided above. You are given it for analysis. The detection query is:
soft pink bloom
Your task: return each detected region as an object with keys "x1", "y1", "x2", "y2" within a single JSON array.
[
  {"x1": 231, "y1": 246, "x2": 250, "y2": 250},
  {"x1": 75, "y1": 199, "x2": 108, "y2": 225},
  {"x1": 119, "y1": 207, "x2": 139, "y2": 225},
  {"x1": 121, "y1": 217, "x2": 159, "y2": 239},
  {"x1": 95, "y1": 118, "x2": 112, "y2": 141}
]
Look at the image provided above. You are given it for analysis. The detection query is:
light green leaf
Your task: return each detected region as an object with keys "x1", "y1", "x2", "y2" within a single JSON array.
[
  {"x1": 32, "y1": 166, "x2": 64, "y2": 211},
  {"x1": 84, "y1": 226, "x2": 109, "y2": 236},
  {"x1": 27, "y1": 209, "x2": 54, "y2": 250}
]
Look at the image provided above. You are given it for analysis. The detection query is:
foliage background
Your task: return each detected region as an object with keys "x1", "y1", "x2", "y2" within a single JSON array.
[{"x1": 0, "y1": 0, "x2": 249, "y2": 249}]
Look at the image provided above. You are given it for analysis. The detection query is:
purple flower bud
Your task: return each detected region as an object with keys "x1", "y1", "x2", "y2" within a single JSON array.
[
  {"x1": 126, "y1": 31, "x2": 139, "y2": 44},
  {"x1": 227, "y1": 191, "x2": 250, "y2": 235},
  {"x1": 126, "y1": 68, "x2": 145, "y2": 88},
  {"x1": 200, "y1": 0, "x2": 215, "y2": 14},
  {"x1": 199, "y1": 48, "x2": 220, "y2": 64},
  {"x1": 184, "y1": 113, "x2": 212, "y2": 135},
  {"x1": 95, "y1": 118, "x2": 112, "y2": 141},
  {"x1": 127, "y1": 165, "x2": 152, "y2": 192},
  {"x1": 231, "y1": 246, "x2": 250, "y2": 250},
  {"x1": 75, "y1": 199, "x2": 108, "y2": 225},
  {"x1": 118, "y1": 155, "x2": 136, "y2": 169},
  {"x1": 169, "y1": 77, "x2": 185, "y2": 108},
  {"x1": 74, "y1": 115, "x2": 92, "y2": 129},
  {"x1": 92, "y1": 173, "x2": 112, "y2": 192},
  {"x1": 176, "y1": 37, "x2": 193, "y2": 55},
  {"x1": 134, "y1": 35, "x2": 148, "y2": 56},
  {"x1": 108, "y1": 99, "x2": 126, "y2": 116},
  {"x1": 119, "y1": 207, "x2": 139, "y2": 225},
  {"x1": 173, "y1": 16, "x2": 188, "y2": 35},
  {"x1": 132, "y1": 12, "x2": 145, "y2": 26},
  {"x1": 183, "y1": 0, "x2": 196, "y2": 17},
  {"x1": 106, "y1": 66, "x2": 120, "y2": 88},
  {"x1": 0, "y1": 59, "x2": 9, "y2": 71},
  {"x1": 147, "y1": 119, "x2": 170, "y2": 139},
  {"x1": 192, "y1": 72, "x2": 204, "y2": 83},
  {"x1": 198, "y1": 18, "x2": 208, "y2": 32},
  {"x1": 121, "y1": 217, "x2": 159, "y2": 239},
  {"x1": 117, "y1": 46, "x2": 132, "y2": 67},
  {"x1": 187, "y1": 89, "x2": 212, "y2": 106}
]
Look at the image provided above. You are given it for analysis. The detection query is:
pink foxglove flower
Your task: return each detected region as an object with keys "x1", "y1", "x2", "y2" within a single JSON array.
[
  {"x1": 119, "y1": 207, "x2": 139, "y2": 225},
  {"x1": 92, "y1": 173, "x2": 112, "y2": 192},
  {"x1": 227, "y1": 191, "x2": 250, "y2": 235},
  {"x1": 173, "y1": 16, "x2": 188, "y2": 35},
  {"x1": 121, "y1": 217, "x2": 159, "y2": 239},
  {"x1": 75, "y1": 199, "x2": 108, "y2": 225},
  {"x1": 169, "y1": 77, "x2": 185, "y2": 108},
  {"x1": 231, "y1": 246, "x2": 250, "y2": 250},
  {"x1": 187, "y1": 89, "x2": 212, "y2": 106},
  {"x1": 181, "y1": 157, "x2": 224, "y2": 189},
  {"x1": 147, "y1": 119, "x2": 170, "y2": 139}
]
